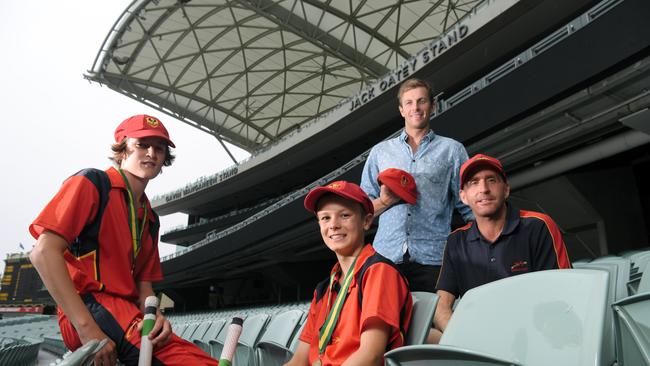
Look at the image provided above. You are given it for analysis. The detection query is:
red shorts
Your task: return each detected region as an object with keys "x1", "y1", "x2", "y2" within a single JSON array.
[{"x1": 59, "y1": 292, "x2": 217, "y2": 366}]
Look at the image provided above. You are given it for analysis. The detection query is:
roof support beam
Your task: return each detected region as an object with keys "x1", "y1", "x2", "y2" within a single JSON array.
[{"x1": 236, "y1": 0, "x2": 390, "y2": 78}]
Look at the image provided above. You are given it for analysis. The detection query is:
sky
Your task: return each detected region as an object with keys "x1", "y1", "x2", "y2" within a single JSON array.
[{"x1": 0, "y1": 1, "x2": 249, "y2": 274}]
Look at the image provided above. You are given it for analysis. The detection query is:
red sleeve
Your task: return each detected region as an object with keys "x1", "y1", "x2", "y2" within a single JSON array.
[
  {"x1": 521, "y1": 211, "x2": 572, "y2": 270},
  {"x1": 29, "y1": 175, "x2": 99, "y2": 244},
  {"x1": 359, "y1": 263, "x2": 411, "y2": 336},
  {"x1": 299, "y1": 291, "x2": 319, "y2": 344}
]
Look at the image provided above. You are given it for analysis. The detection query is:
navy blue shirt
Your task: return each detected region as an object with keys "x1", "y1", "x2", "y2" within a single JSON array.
[{"x1": 436, "y1": 204, "x2": 571, "y2": 297}]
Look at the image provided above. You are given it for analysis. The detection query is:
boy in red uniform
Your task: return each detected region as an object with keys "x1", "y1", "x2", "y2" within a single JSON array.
[
  {"x1": 29, "y1": 115, "x2": 217, "y2": 366},
  {"x1": 285, "y1": 181, "x2": 413, "y2": 366}
]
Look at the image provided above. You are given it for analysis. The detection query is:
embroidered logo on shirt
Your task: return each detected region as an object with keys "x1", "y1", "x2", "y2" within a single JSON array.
[
  {"x1": 332, "y1": 336, "x2": 341, "y2": 344},
  {"x1": 511, "y1": 260, "x2": 529, "y2": 272}
]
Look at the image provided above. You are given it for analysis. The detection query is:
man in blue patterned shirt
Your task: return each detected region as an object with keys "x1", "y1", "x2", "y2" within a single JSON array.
[{"x1": 360, "y1": 78, "x2": 473, "y2": 292}]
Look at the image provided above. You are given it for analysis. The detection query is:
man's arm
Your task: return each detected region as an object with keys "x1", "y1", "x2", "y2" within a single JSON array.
[
  {"x1": 29, "y1": 231, "x2": 117, "y2": 366},
  {"x1": 283, "y1": 341, "x2": 309, "y2": 366},
  {"x1": 137, "y1": 281, "x2": 172, "y2": 348},
  {"x1": 433, "y1": 290, "x2": 456, "y2": 333},
  {"x1": 342, "y1": 318, "x2": 390, "y2": 366}
]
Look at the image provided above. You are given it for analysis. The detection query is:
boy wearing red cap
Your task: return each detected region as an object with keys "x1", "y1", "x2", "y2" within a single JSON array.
[
  {"x1": 285, "y1": 181, "x2": 412, "y2": 366},
  {"x1": 430, "y1": 154, "x2": 571, "y2": 343},
  {"x1": 29, "y1": 115, "x2": 217, "y2": 365}
]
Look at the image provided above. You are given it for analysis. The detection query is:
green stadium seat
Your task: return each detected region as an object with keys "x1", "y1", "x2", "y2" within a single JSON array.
[
  {"x1": 385, "y1": 345, "x2": 522, "y2": 366},
  {"x1": 592, "y1": 256, "x2": 632, "y2": 299},
  {"x1": 55, "y1": 338, "x2": 106, "y2": 366},
  {"x1": 210, "y1": 317, "x2": 236, "y2": 359},
  {"x1": 255, "y1": 309, "x2": 304, "y2": 366},
  {"x1": 638, "y1": 261, "x2": 650, "y2": 294},
  {"x1": 385, "y1": 269, "x2": 609, "y2": 366},
  {"x1": 289, "y1": 315, "x2": 307, "y2": 353},
  {"x1": 195, "y1": 318, "x2": 226, "y2": 355},
  {"x1": 181, "y1": 322, "x2": 200, "y2": 340},
  {"x1": 233, "y1": 313, "x2": 270, "y2": 366},
  {"x1": 406, "y1": 292, "x2": 439, "y2": 346},
  {"x1": 612, "y1": 292, "x2": 650, "y2": 366},
  {"x1": 190, "y1": 320, "x2": 213, "y2": 345},
  {"x1": 572, "y1": 262, "x2": 618, "y2": 365}
]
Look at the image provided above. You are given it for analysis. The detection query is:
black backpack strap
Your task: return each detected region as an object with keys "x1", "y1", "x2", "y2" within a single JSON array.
[
  {"x1": 314, "y1": 277, "x2": 330, "y2": 303},
  {"x1": 355, "y1": 252, "x2": 410, "y2": 338},
  {"x1": 355, "y1": 252, "x2": 404, "y2": 306},
  {"x1": 148, "y1": 208, "x2": 160, "y2": 246},
  {"x1": 70, "y1": 168, "x2": 111, "y2": 283}
]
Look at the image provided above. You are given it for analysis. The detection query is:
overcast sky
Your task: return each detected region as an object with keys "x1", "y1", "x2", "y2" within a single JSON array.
[{"x1": 0, "y1": 1, "x2": 249, "y2": 274}]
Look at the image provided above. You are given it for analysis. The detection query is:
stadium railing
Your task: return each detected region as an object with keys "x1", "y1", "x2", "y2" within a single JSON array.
[{"x1": 612, "y1": 292, "x2": 650, "y2": 366}]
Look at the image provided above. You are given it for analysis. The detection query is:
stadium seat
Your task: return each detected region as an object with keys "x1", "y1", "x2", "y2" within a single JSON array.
[
  {"x1": 627, "y1": 258, "x2": 650, "y2": 296},
  {"x1": 289, "y1": 315, "x2": 307, "y2": 353},
  {"x1": 384, "y1": 269, "x2": 609, "y2": 366},
  {"x1": 181, "y1": 321, "x2": 200, "y2": 341},
  {"x1": 612, "y1": 292, "x2": 650, "y2": 366},
  {"x1": 55, "y1": 338, "x2": 107, "y2": 366},
  {"x1": 190, "y1": 320, "x2": 213, "y2": 345},
  {"x1": 210, "y1": 317, "x2": 239, "y2": 359},
  {"x1": 405, "y1": 292, "x2": 439, "y2": 346},
  {"x1": 637, "y1": 261, "x2": 650, "y2": 294},
  {"x1": 233, "y1": 313, "x2": 270, "y2": 366},
  {"x1": 384, "y1": 345, "x2": 522, "y2": 366},
  {"x1": 571, "y1": 262, "x2": 618, "y2": 365},
  {"x1": 592, "y1": 256, "x2": 632, "y2": 299},
  {"x1": 254, "y1": 309, "x2": 304, "y2": 366},
  {"x1": 195, "y1": 318, "x2": 226, "y2": 355}
]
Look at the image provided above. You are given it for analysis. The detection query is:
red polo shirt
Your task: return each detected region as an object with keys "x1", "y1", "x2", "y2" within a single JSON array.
[
  {"x1": 30, "y1": 167, "x2": 162, "y2": 302},
  {"x1": 300, "y1": 244, "x2": 412, "y2": 366}
]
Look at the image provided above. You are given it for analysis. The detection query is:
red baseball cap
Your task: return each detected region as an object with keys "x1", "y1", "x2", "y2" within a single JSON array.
[
  {"x1": 304, "y1": 181, "x2": 374, "y2": 215},
  {"x1": 114, "y1": 114, "x2": 175, "y2": 148},
  {"x1": 378, "y1": 168, "x2": 417, "y2": 205},
  {"x1": 460, "y1": 154, "x2": 507, "y2": 188}
]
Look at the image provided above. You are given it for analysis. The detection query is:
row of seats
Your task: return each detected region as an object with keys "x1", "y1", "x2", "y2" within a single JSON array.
[
  {"x1": 167, "y1": 292, "x2": 439, "y2": 366},
  {"x1": 385, "y1": 249, "x2": 650, "y2": 366},
  {"x1": 0, "y1": 336, "x2": 43, "y2": 366}
]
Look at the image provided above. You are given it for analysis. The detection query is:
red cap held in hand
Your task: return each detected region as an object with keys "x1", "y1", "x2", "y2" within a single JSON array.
[
  {"x1": 304, "y1": 181, "x2": 374, "y2": 215},
  {"x1": 114, "y1": 114, "x2": 175, "y2": 147},
  {"x1": 378, "y1": 168, "x2": 417, "y2": 205}
]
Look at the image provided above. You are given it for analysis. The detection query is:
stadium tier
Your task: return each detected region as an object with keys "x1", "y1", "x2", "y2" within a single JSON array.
[
  {"x1": 86, "y1": 0, "x2": 650, "y2": 310},
  {"x1": 9, "y1": 0, "x2": 650, "y2": 363}
]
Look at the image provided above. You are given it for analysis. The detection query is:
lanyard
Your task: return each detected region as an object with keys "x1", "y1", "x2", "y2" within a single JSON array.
[
  {"x1": 318, "y1": 254, "x2": 359, "y2": 355},
  {"x1": 118, "y1": 169, "x2": 148, "y2": 272}
]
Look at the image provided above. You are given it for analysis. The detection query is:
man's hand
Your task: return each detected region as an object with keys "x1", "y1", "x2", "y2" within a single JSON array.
[
  {"x1": 372, "y1": 184, "x2": 401, "y2": 216},
  {"x1": 138, "y1": 311, "x2": 173, "y2": 348},
  {"x1": 379, "y1": 184, "x2": 400, "y2": 207},
  {"x1": 78, "y1": 323, "x2": 117, "y2": 366}
]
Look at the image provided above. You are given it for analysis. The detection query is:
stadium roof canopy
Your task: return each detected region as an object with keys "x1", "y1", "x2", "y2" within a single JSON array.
[{"x1": 85, "y1": 0, "x2": 479, "y2": 155}]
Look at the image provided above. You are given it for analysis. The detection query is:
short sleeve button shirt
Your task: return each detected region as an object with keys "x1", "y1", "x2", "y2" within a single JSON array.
[
  {"x1": 360, "y1": 129, "x2": 473, "y2": 266},
  {"x1": 30, "y1": 167, "x2": 163, "y2": 302}
]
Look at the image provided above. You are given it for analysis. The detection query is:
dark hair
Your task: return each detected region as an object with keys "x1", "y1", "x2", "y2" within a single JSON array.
[
  {"x1": 397, "y1": 78, "x2": 434, "y2": 106},
  {"x1": 109, "y1": 138, "x2": 175, "y2": 167}
]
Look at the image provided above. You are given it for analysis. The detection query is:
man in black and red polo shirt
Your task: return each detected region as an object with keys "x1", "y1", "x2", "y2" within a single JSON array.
[{"x1": 430, "y1": 154, "x2": 571, "y2": 343}]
